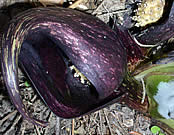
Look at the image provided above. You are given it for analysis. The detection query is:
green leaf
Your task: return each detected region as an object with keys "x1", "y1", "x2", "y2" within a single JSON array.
[
  {"x1": 134, "y1": 62, "x2": 174, "y2": 81},
  {"x1": 24, "y1": 81, "x2": 30, "y2": 87},
  {"x1": 150, "y1": 126, "x2": 161, "y2": 134},
  {"x1": 146, "y1": 74, "x2": 174, "y2": 98},
  {"x1": 134, "y1": 62, "x2": 174, "y2": 130}
]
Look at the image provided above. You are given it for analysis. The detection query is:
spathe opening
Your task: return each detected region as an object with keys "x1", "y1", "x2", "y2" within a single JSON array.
[{"x1": 18, "y1": 33, "x2": 99, "y2": 118}]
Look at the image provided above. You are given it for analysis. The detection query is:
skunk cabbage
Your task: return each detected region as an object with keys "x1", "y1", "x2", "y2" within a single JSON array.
[
  {"x1": 133, "y1": 1, "x2": 174, "y2": 45},
  {"x1": 1, "y1": 7, "x2": 129, "y2": 126},
  {"x1": 2, "y1": 1, "x2": 174, "y2": 131}
]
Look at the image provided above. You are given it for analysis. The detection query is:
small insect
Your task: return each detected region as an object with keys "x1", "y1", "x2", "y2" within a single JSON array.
[{"x1": 132, "y1": 0, "x2": 165, "y2": 27}]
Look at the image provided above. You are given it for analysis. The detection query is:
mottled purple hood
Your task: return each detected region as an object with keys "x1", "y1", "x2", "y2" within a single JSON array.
[{"x1": 1, "y1": 7, "x2": 127, "y2": 126}]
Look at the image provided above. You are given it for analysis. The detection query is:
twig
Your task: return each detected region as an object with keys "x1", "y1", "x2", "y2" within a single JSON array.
[
  {"x1": 44, "y1": 112, "x2": 53, "y2": 135},
  {"x1": 56, "y1": 116, "x2": 61, "y2": 135},
  {"x1": 39, "y1": 0, "x2": 64, "y2": 7},
  {"x1": 21, "y1": 125, "x2": 26, "y2": 135},
  {"x1": 0, "y1": 110, "x2": 18, "y2": 125},
  {"x1": 12, "y1": 114, "x2": 22, "y2": 127},
  {"x1": 110, "y1": 112, "x2": 129, "y2": 135},
  {"x1": 99, "y1": 110, "x2": 103, "y2": 135},
  {"x1": 129, "y1": 131, "x2": 143, "y2": 135},
  {"x1": 83, "y1": 115, "x2": 91, "y2": 134},
  {"x1": 61, "y1": 121, "x2": 72, "y2": 130},
  {"x1": 68, "y1": 119, "x2": 72, "y2": 135},
  {"x1": 96, "y1": 10, "x2": 128, "y2": 16},
  {"x1": 30, "y1": 95, "x2": 37, "y2": 102},
  {"x1": 5, "y1": 115, "x2": 22, "y2": 134},
  {"x1": 140, "y1": 78, "x2": 146, "y2": 104},
  {"x1": 102, "y1": 4, "x2": 112, "y2": 18},
  {"x1": 115, "y1": 129, "x2": 122, "y2": 135},
  {"x1": 35, "y1": 125, "x2": 41, "y2": 135},
  {"x1": 69, "y1": 0, "x2": 84, "y2": 9},
  {"x1": 133, "y1": 37, "x2": 158, "y2": 47},
  {"x1": 72, "y1": 119, "x2": 75, "y2": 135},
  {"x1": 90, "y1": 115, "x2": 100, "y2": 127},
  {"x1": 103, "y1": 109, "x2": 114, "y2": 135},
  {"x1": 91, "y1": 112, "x2": 101, "y2": 134},
  {"x1": 92, "y1": 0, "x2": 105, "y2": 15}
]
